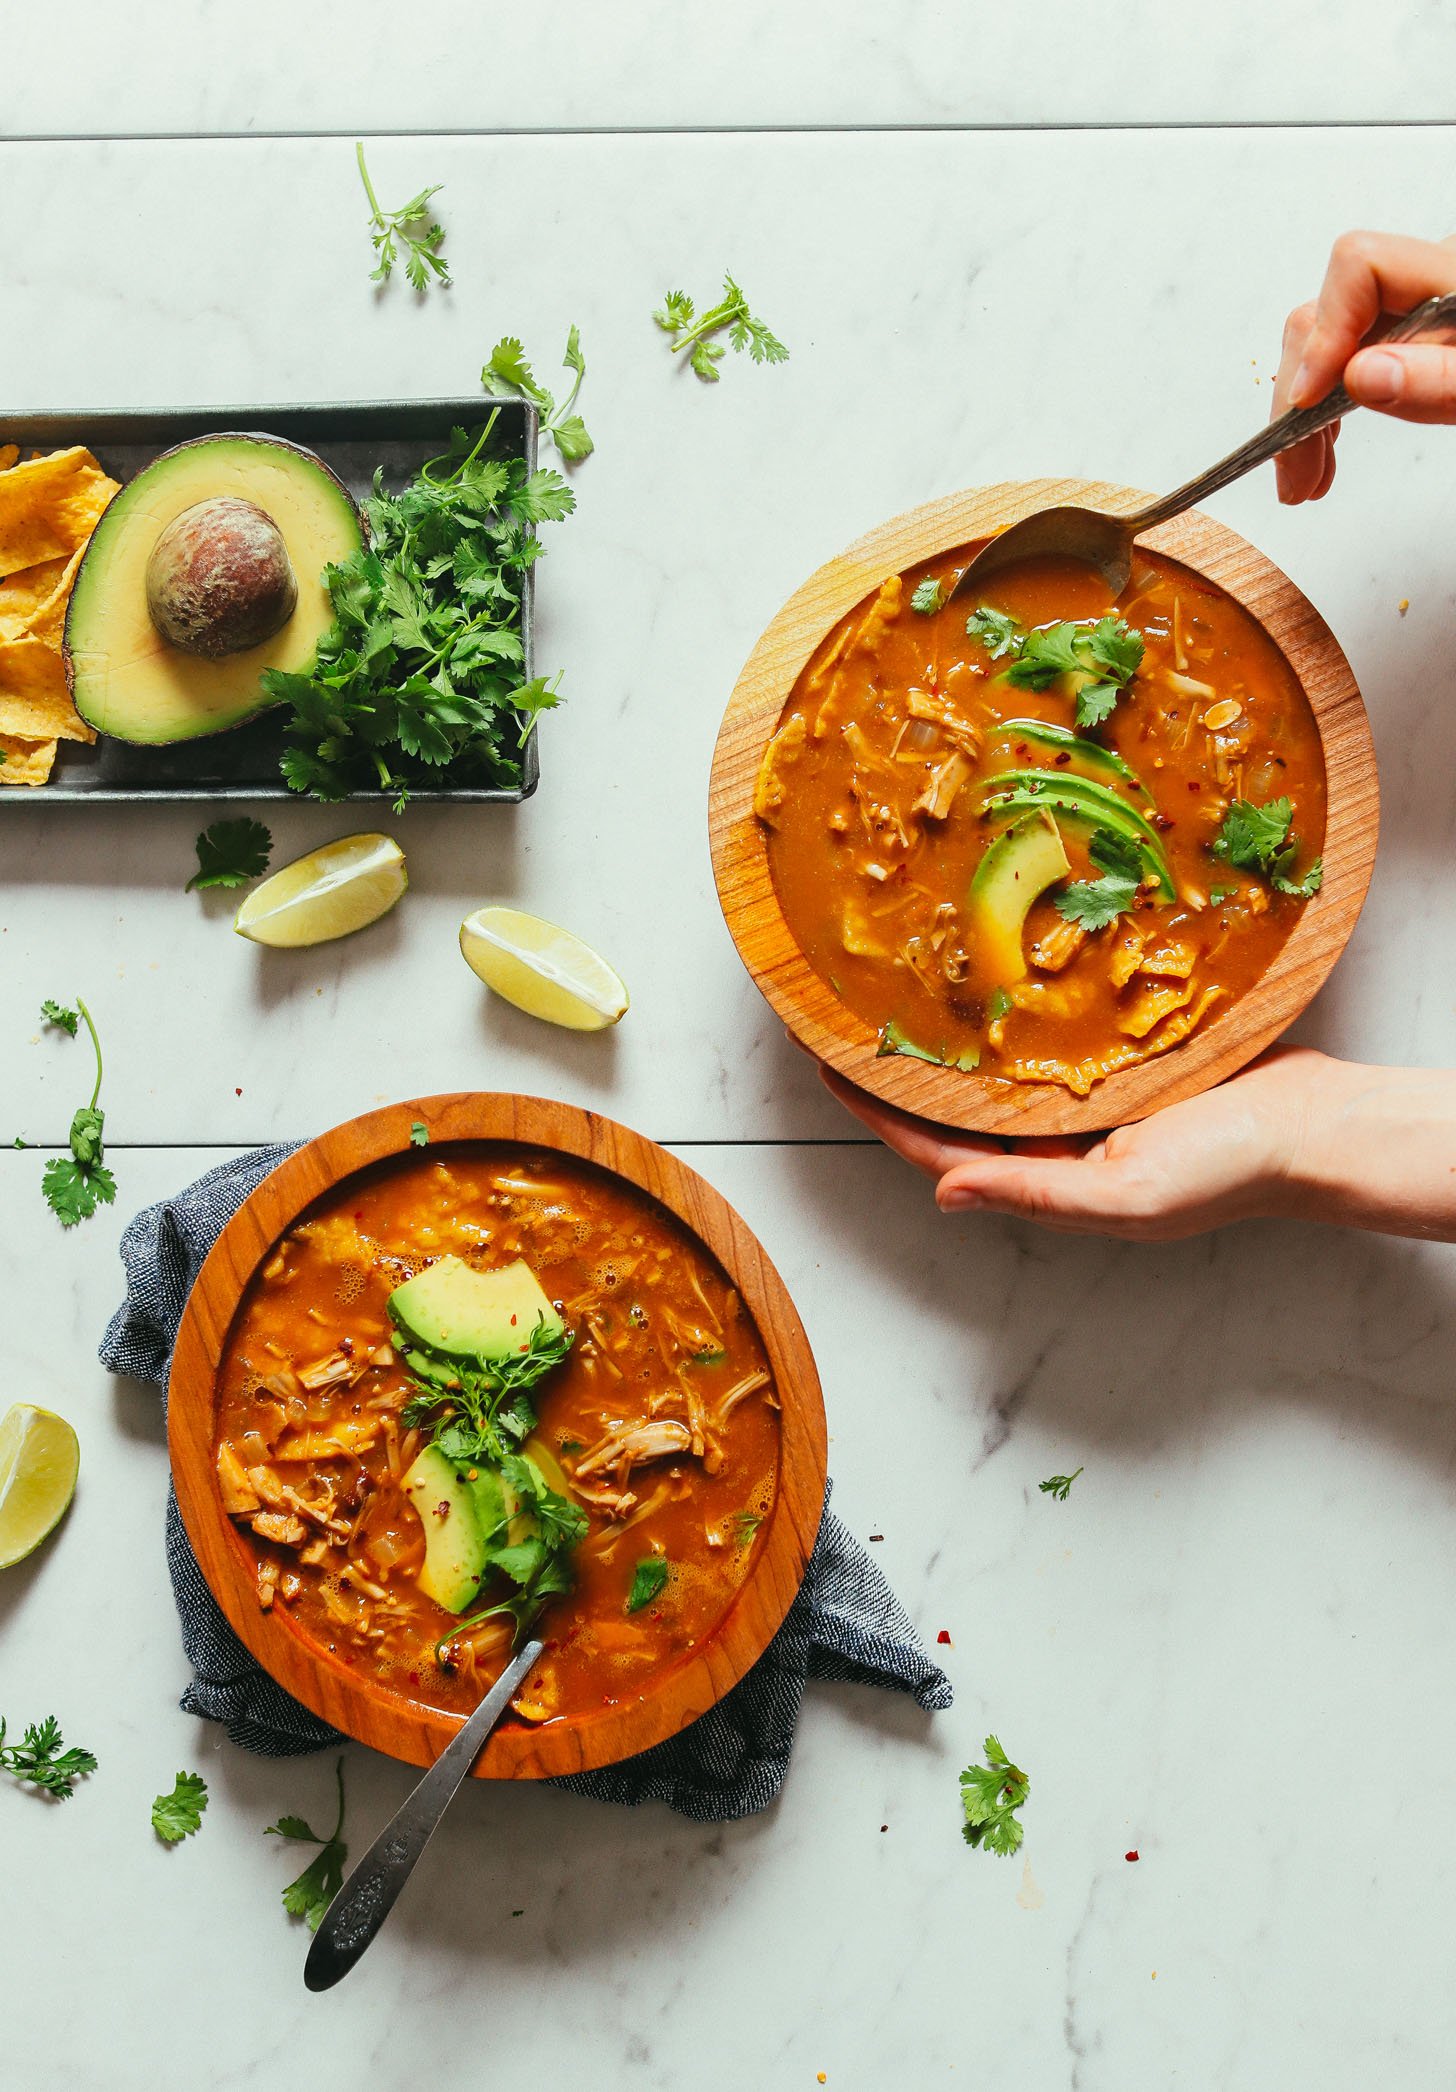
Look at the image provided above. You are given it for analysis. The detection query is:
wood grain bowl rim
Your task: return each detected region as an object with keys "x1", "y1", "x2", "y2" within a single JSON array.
[
  {"x1": 709, "y1": 478, "x2": 1380, "y2": 1136},
  {"x1": 167, "y1": 1092, "x2": 828, "y2": 1779}
]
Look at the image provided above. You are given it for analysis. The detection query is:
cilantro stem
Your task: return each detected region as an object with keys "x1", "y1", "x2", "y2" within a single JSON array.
[
  {"x1": 76, "y1": 998, "x2": 102, "y2": 1113},
  {"x1": 355, "y1": 141, "x2": 384, "y2": 229}
]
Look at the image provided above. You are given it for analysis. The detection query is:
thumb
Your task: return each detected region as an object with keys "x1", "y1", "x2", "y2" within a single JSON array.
[
  {"x1": 1344, "y1": 343, "x2": 1456, "y2": 424},
  {"x1": 935, "y1": 1152, "x2": 1161, "y2": 1237}
]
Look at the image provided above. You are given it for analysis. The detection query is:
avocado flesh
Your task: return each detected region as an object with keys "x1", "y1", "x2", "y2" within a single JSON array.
[
  {"x1": 983, "y1": 782, "x2": 1175, "y2": 899},
  {"x1": 966, "y1": 809, "x2": 1071, "y2": 985},
  {"x1": 388, "y1": 1255, "x2": 563, "y2": 1364},
  {"x1": 402, "y1": 1444, "x2": 488, "y2": 1613},
  {"x1": 65, "y1": 433, "x2": 361, "y2": 745}
]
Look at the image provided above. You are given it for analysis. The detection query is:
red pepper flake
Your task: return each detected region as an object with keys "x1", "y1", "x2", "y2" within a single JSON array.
[
  {"x1": 1186, "y1": 779, "x2": 1202, "y2": 792},
  {"x1": 879, "y1": 1823, "x2": 888, "y2": 1833},
  {"x1": 1054, "y1": 750, "x2": 1071, "y2": 766},
  {"x1": 936, "y1": 1629, "x2": 953, "y2": 1646},
  {"x1": 1125, "y1": 1849, "x2": 1139, "y2": 1862},
  {"x1": 234, "y1": 1086, "x2": 243, "y2": 1097},
  {"x1": 868, "y1": 1533, "x2": 884, "y2": 1543},
  {"x1": 1151, "y1": 813, "x2": 1174, "y2": 831},
  {"x1": 435, "y1": 1500, "x2": 451, "y2": 1520},
  {"x1": 510, "y1": 1313, "x2": 518, "y2": 1325}
]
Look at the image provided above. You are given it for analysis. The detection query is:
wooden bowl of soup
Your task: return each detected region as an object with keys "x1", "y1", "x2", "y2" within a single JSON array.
[
  {"x1": 168, "y1": 1093, "x2": 827, "y2": 1778},
  {"x1": 710, "y1": 478, "x2": 1378, "y2": 1134}
]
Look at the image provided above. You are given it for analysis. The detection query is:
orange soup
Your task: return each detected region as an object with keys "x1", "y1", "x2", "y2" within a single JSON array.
[
  {"x1": 214, "y1": 1146, "x2": 780, "y2": 1724},
  {"x1": 757, "y1": 549, "x2": 1326, "y2": 1096}
]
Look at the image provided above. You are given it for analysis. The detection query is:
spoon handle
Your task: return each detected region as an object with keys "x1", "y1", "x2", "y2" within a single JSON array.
[
  {"x1": 1126, "y1": 291, "x2": 1456, "y2": 536},
  {"x1": 303, "y1": 1638, "x2": 543, "y2": 1993}
]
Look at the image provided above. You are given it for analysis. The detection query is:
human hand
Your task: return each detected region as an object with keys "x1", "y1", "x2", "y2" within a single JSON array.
[
  {"x1": 1273, "y1": 228, "x2": 1456, "y2": 505},
  {"x1": 817, "y1": 1046, "x2": 1456, "y2": 1243}
]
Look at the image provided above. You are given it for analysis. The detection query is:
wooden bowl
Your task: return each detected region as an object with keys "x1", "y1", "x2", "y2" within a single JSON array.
[
  {"x1": 168, "y1": 1092, "x2": 828, "y2": 1778},
  {"x1": 710, "y1": 478, "x2": 1379, "y2": 1135}
]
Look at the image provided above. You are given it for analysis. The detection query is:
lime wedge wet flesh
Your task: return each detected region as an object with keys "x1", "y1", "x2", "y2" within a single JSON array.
[
  {"x1": 460, "y1": 907, "x2": 629, "y2": 1031},
  {"x1": 0, "y1": 1404, "x2": 80, "y2": 1569},
  {"x1": 234, "y1": 833, "x2": 407, "y2": 948}
]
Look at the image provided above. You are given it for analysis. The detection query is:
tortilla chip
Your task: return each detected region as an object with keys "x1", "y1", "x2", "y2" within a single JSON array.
[
  {"x1": 0, "y1": 634, "x2": 95, "y2": 742},
  {"x1": 0, "y1": 733, "x2": 57, "y2": 785},
  {"x1": 15, "y1": 545, "x2": 86, "y2": 650},
  {"x1": 0, "y1": 446, "x2": 119, "y2": 579},
  {"x1": 0, "y1": 445, "x2": 18, "y2": 472},
  {"x1": 0, "y1": 555, "x2": 70, "y2": 641}
]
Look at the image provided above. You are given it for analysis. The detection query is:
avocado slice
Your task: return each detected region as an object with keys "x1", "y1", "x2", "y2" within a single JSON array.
[
  {"x1": 65, "y1": 433, "x2": 362, "y2": 745},
  {"x1": 402, "y1": 1444, "x2": 488, "y2": 1613},
  {"x1": 966, "y1": 809, "x2": 1071, "y2": 985},
  {"x1": 992, "y1": 719, "x2": 1149, "y2": 794},
  {"x1": 388, "y1": 1255, "x2": 563, "y2": 1365},
  {"x1": 981, "y1": 771, "x2": 1175, "y2": 898}
]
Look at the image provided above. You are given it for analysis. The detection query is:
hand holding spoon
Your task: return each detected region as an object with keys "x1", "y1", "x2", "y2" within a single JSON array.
[
  {"x1": 948, "y1": 292, "x2": 1456, "y2": 602},
  {"x1": 303, "y1": 1638, "x2": 542, "y2": 1992}
]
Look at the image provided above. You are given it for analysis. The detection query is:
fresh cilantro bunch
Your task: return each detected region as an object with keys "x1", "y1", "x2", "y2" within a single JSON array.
[
  {"x1": 356, "y1": 143, "x2": 450, "y2": 291},
  {"x1": 268, "y1": 1758, "x2": 348, "y2": 1932},
  {"x1": 959, "y1": 1735, "x2": 1030, "y2": 1856},
  {"x1": 1211, "y1": 796, "x2": 1323, "y2": 898},
  {"x1": 39, "y1": 998, "x2": 116, "y2": 1227},
  {"x1": 1054, "y1": 826, "x2": 1147, "y2": 932},
  {"x1": 187, "y1": 818, "x2": 271, "y2": 892},
  {"x1": 152, "y1": 1771, "x2": 208, "y2": 1842},
  {"x1": 262, "y1": 416, "x2": 567, "y2": 808},
  {"x1": 654, "y1": 274, "x2": 789, "y2": 382},
  {"x1": 482, "y1": 329, "x2": 594, "y2": 465},
  {"x1": 0, "y1": 1714, "x2": 97, "y2": 1800},
  {"x1": 399, "y1": 1316, "x2": 575, "y2": 1467},
  {"x1": 967, "y1": 608, "x2": 1145, "y2": 729}
]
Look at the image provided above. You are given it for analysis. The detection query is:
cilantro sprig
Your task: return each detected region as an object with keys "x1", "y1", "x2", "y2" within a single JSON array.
[
  {"x1": 968, "y1": 609, "x2": 1145, "y2": 729},
  {"x1": 152, "y1": 1771, "x2": 208, "y2": 1842},
  {"x1": 399, "y1": 1316, "x2": 576, "y2": 1468},
  {"x1": 1054, "y1": 827, "x2": 1146, "y2": 932},
  {"x1": 959, "y1": 1735, "x2": 1029, "y2": 1856},
  {"x1": 910, "y1": 577, "x2": 946, "y2": 616},
  {"x1": 356, "y1": 142, "x2": 449, "y2": 292},
  {"x1": 187, "y1": 818, "x2": 272, "y2": 892},
  {"x1": 1211, "y1": 796, "x2": 1323, "y2": 899},
  {"x1": 0, "y1": 1714, "x2": 97, "y2": 1800},
  {"x1": 1038, "y1": 1467, "x2": 1083, "y2": 1501},
  {"x1": 39, "y1": 997, "x2": 116, "y2": 1227},
  {"x1": 482, "y1": 329, "x2": 594, "y2": 466},
  {"x1": 654, "y1": 274, "x2": 789, "y2": 383},
  {"x1": 261, "y1": 416, "x2": 567, "y2": 808},
  {"x1": 268, "y1": 1757, "x2": 348, "y2": 1932},
  {"x1": 438, "y1": 1450, "x2": 589, "y2": 1651}
]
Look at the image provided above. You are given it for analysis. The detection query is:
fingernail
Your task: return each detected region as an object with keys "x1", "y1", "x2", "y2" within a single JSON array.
[
  {"x1": 938, "y1": 1186, "x2": 982, "y2": 1212},
  {"x1": 1354, "y1": 348, "x2": 1404, "y2": 404}
]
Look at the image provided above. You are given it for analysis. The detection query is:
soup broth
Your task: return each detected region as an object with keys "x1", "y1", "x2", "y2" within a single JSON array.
[
  {"x1": 214, "y1": 1146, "x2": 780, "y2": 1724},
  {"x1": 757, "y1": 549, "x2": 1326, "y2": 1096}
]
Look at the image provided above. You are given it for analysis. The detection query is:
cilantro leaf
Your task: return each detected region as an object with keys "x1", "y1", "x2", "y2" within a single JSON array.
[
  {"x1": 1005, "y1": 621, "x2": 1086, "y2": 688},
  {"x1": 655, "y1": 272, "x2": 789, "y2": 382},
  {"x1": 409, "y1": 1121, "x2": 430, "y2": 1147},
  {"x1": 0, "y1": 1714, "x2": 97, "y2": 1800},
  {"x1": 482, "y1": 327, "x2": 595, "y2": 468},
  {"x1": 959, "y1": 1735, "x2": 1029, "y2": 1857},
  {"x1": 966, "y1": 606, "x2": 1025, "y2": 660},
  {"x1": 1074, "y1": 681, "x2": 1120, "y2": 730},
  {"x1": 356, "y1": 142, "x2": 450, "y2": 291},
  {"x1": 1053, "y1": 826, "x2": 1145, "y2": 931},
  {"x1": 910, "y1": 577, "x2": 946, "y2": 616},
  {"x1": 1211, "y1": 796, "x2": 1322, "y2": 899},
  {"x1": 187, "y1": 817, "x2": 272, "y2": 892},
  {"x1": 987, "y1": 986, "x2": 1013, "y2": 1022},
  {"x1": 36, "y1": 999, "x2": 116, "y2": 1227},
  {"x1": 626, "y1": 1557, "x2": 670, "y2": 1613},
  {"x1": 1002, "y1": 614, "x2": 1145, "y2": 730},
  {"x1": 40, "y1": 1000, "x2": 78, "y2": 1035},
  {"x1": 1086, "y1": 614, "x2": 1145, "y2": 683},
  {"x1": 1038, "y1": 1467, "x2": 1083, "y2": 1501},
  {"x1": 152, "y1": 1771, "x2": 208, "y2": 1842},
  {"x1": 877, "y1": 1020, "x2": 979, "y2": 1072},
  {"x1": 267, "y1": 1757, "x2": 348, "y2": 1933}
]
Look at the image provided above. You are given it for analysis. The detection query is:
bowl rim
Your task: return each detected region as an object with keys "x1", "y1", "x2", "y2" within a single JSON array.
[
  {"x1": 167, "y1": 1092, "x2": 828, "y2": 1779},
  {"x1": 709, "y1": 476, "x2": 1380, "y2": 1135}
]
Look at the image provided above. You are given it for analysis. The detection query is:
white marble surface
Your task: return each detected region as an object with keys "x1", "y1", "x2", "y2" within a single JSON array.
[
  {"x1": 4, "y1": 1, "x2": 1456, "y2": 132},
  {"x1": 1, "y1": 130, "x2": 1455, "y2": 1143},
  {"x1": 5, "y1": 104, "x2": 1456, "y2": 2092},
  {"x1": 7, "y1": 1145, "x2": 1456, "y2": 2090}
]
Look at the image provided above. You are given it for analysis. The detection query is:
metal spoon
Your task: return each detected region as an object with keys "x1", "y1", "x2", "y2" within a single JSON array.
[
  {"x1": 303, "y1": 1637, "x2": 542, "y2": 1993},
  {"x1": 948, "y1": 291, "x2": 1456, "y2": 602}
]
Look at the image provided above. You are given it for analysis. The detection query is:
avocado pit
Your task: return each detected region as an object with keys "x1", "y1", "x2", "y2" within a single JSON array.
[{"x1": 145, "y1": 496, "x2": 298, "y2": 658}]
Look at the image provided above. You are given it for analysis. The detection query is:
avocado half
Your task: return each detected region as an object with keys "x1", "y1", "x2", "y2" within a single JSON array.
[{"x1": 64, "y1": 433, "x2": 363, "y2": 745}]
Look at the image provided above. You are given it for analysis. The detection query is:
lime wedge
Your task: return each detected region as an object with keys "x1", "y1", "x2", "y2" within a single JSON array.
[
  {"x1": 234, "y1": 833, "x2": 407, "y2": 948},
  {"x1": 0, "y1": 1404, "x2": 80, "y2": 1569},
  {"x1": 460, "y1": 906, "x2": 629, "y2": 1031}
]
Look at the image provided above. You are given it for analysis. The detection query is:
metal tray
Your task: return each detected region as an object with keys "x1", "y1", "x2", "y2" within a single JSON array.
[{"x1": 0, "y1": 399, "x2": 539, "y2": 804}]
